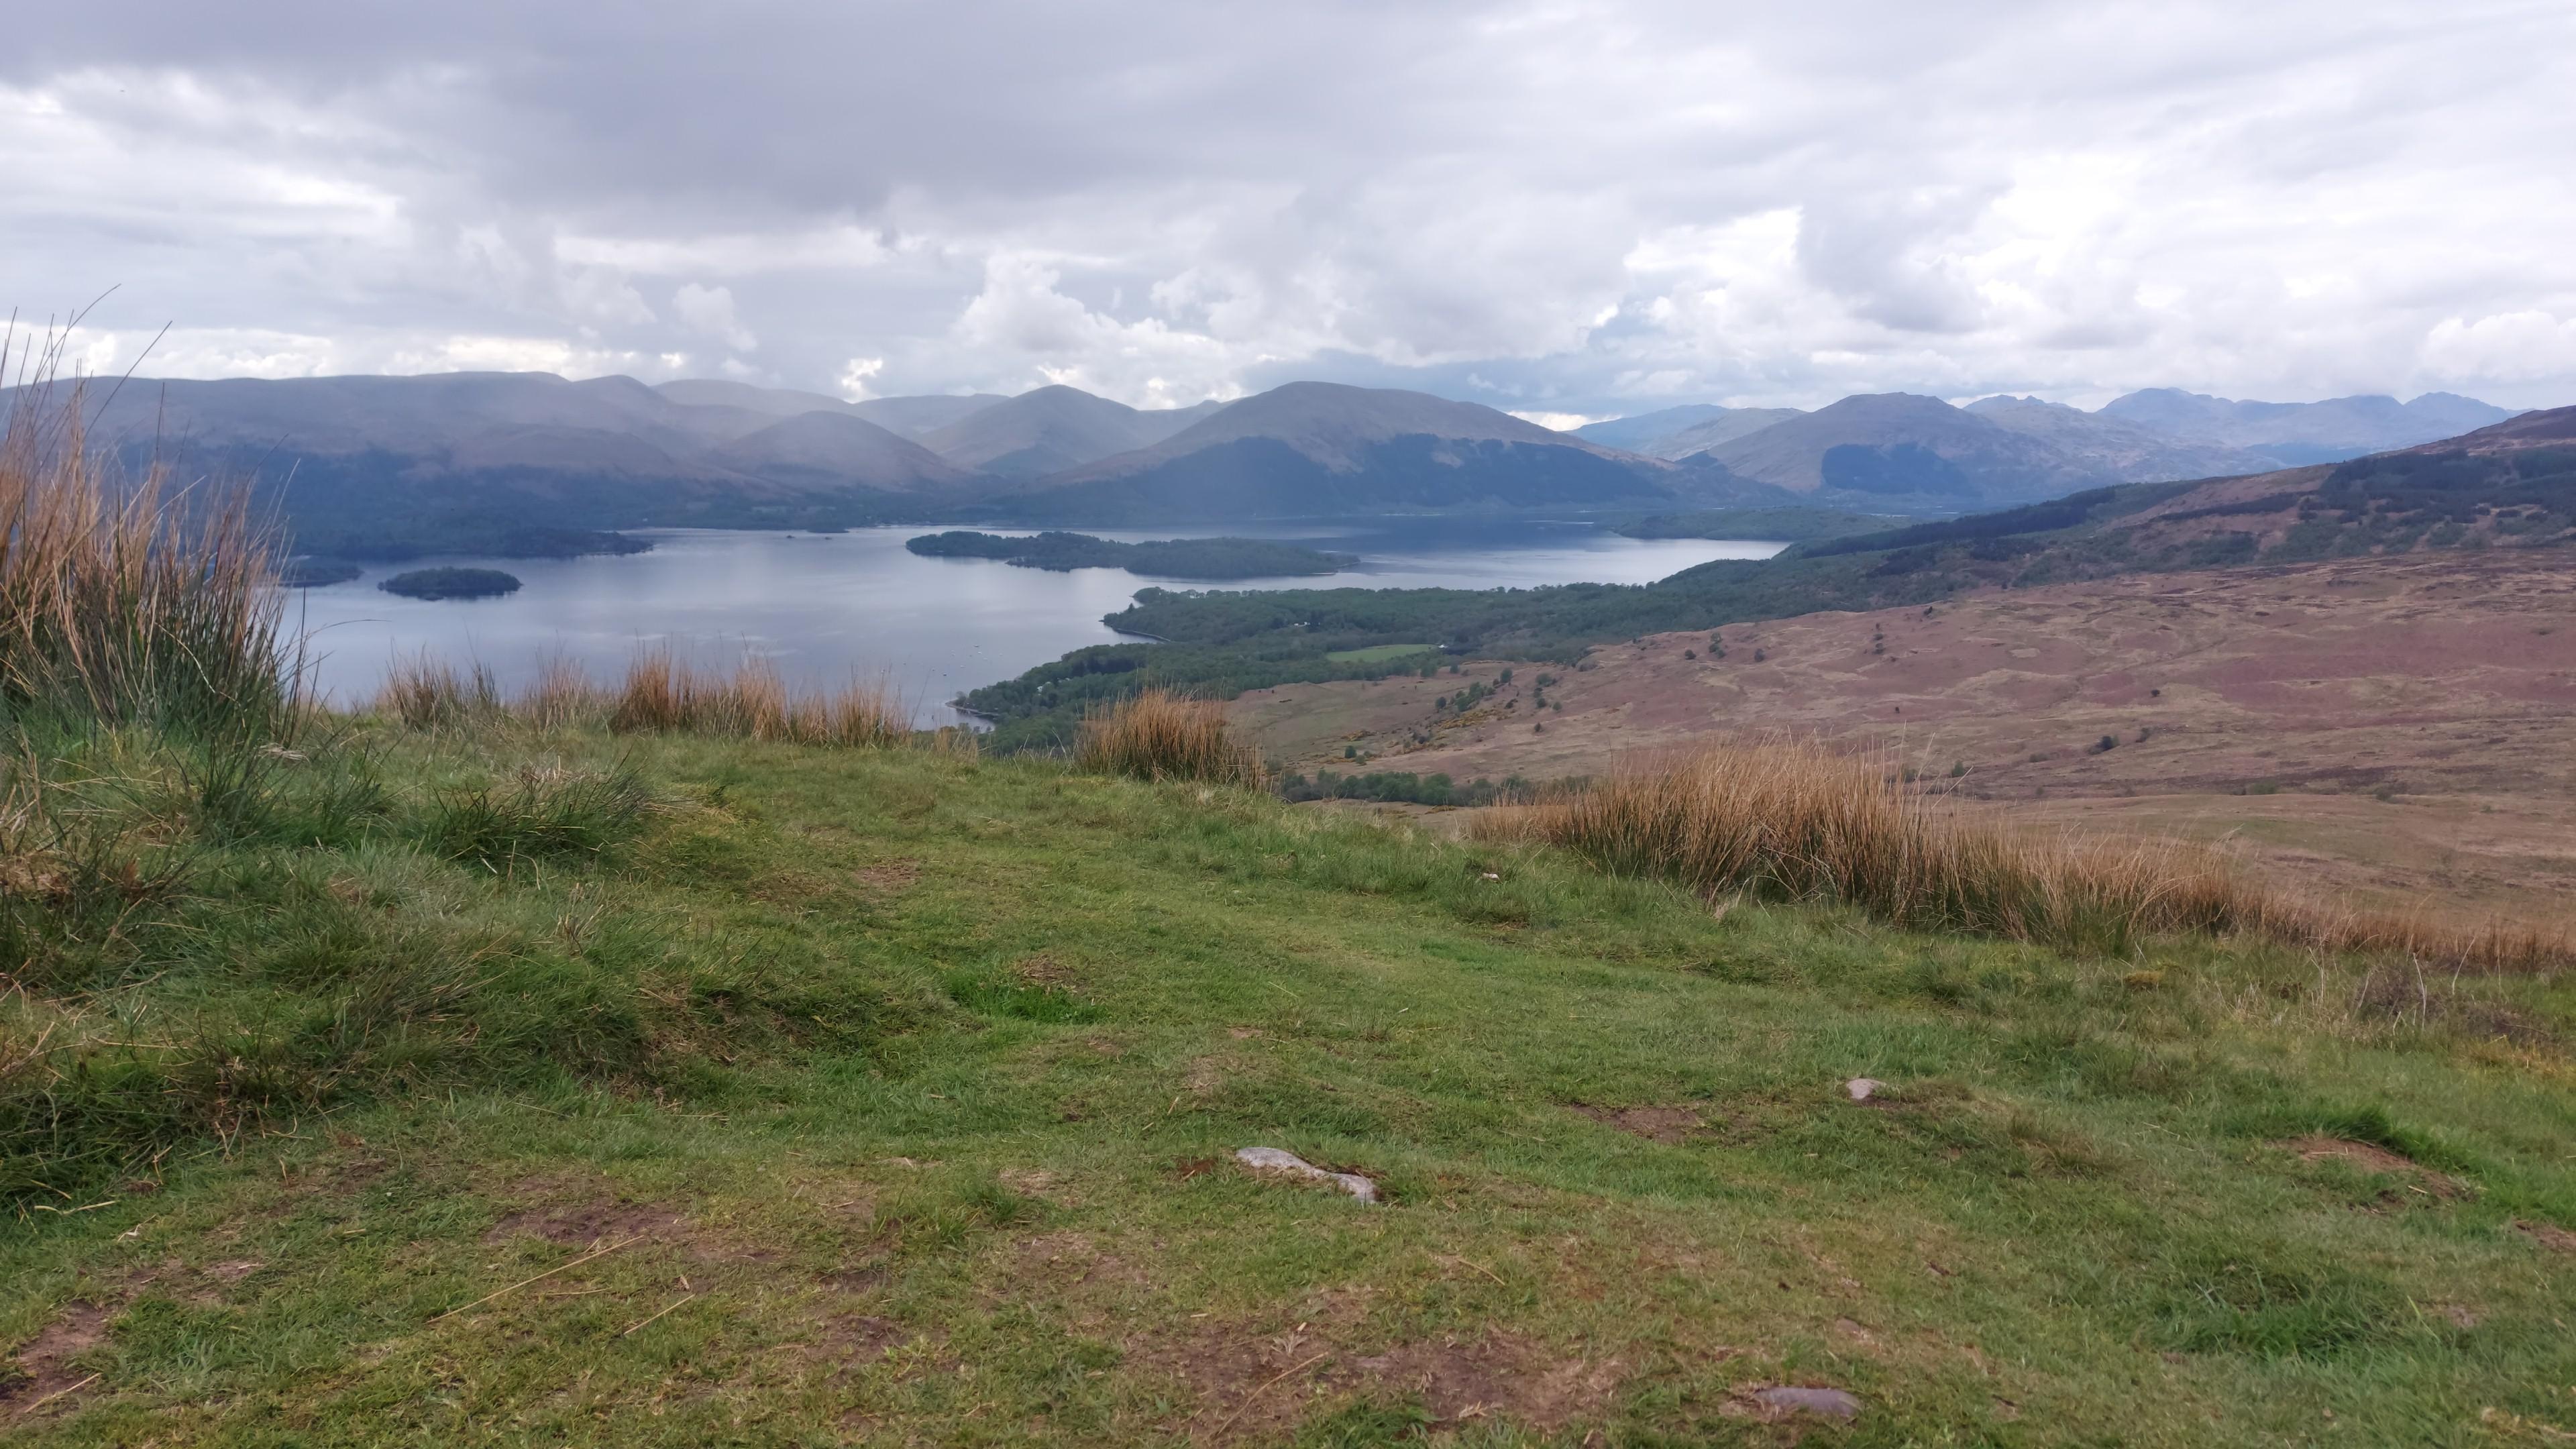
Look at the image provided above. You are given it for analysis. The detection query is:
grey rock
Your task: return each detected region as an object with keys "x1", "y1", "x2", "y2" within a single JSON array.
[
  {"x1": 1755, "y1": 1385, "x2": 1862, "y2": 1419},
  {"x1": 1845, "y1": 1077, "x2": 1885, "y2": 1102},
  {"x1": 1235, "y1": 1146, "x2": 1377, "y2": 1203}
]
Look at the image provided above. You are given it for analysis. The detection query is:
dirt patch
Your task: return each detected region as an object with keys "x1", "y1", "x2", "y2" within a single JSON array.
[
  {"x1": 818, "y1": 1313, "x2": 910, "y2": 1362},
  {"x1": 1571, "y1": 1104, "x2": 1708, "y2": 1144},
  {"x1": 1011, "y1": 954, "x2": 1071, "y2": 989},
  {"x1": 0, "y1": 1300, "x2": 111, "y2": 1420},
  {"x1": 486, "y1": 1197, "x2": 694, "y2": 1247},
  {"x1": 853, "y1": 859, "x2": 921, "y2": 893},
  {"x1": 2516, "y1": 1219, "x2": 2576, "y2": 1253},
  {"x1": 1136, "y1": 1297, "x2": 1619, "y2": 1443},
  {"x1": 998, "y1": 1167, "x2": 1074, "y2": 1204},
  {"x1": 2277, "y1": 1136, "x2": 2465, "y2": 1199}
]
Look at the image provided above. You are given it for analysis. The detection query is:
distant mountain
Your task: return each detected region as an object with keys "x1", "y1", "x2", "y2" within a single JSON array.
[
  {"x1": 1009, "y1": 381, "x2": 1670, "y2": 522},
  {"x1": 1962, "y1": 396, "x2": 2280, "y2": 480},
  {"x1": 652, "y1": 378, "x2": 1014, "y2": 439},
  {"x1": 1699, "y1": 393, "x2": 2101, "y2": 506},
  {"x1": 916, "y1": 385, "x2": 1225, "y2": 478},
  {"x1": 705, "y1": 411, "x2": 978, "y2": 493},
  {"x1": 1572, "y1": 405, "x2": 1811, "y2": 458},
  {"x1": 2098, "y1": 389, "x2": 2518, "y2": 464},
  {"x1": 654, "y1": 378, "x2": 857, "y2": 420},
  {"x1": 1642, "y1": 407, "x2": 1813, "y2": 461},
  {"x1": 1572, "y1": 405, "x2": 1733, "y2": 451},
  {"x1": 847, "y1": 393, "x2": 1012, "y2": 437}
]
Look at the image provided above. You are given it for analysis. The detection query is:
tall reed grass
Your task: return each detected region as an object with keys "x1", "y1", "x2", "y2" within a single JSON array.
[
  {"x1": 1073, "y1": 689, "x2": 1268, "y2": 789},
  {"x1": 1478, "y1": 738, "x2": 2571, "y2": 972},
  {"x1": 606, "y1": 647, "x2": 908, "y2": 747},
  {"x1": 0, "y1": 344, "x2": 286, "y2": 739}
]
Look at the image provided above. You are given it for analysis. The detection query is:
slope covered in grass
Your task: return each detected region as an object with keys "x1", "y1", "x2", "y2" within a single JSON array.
[{"x1": 5, "y1": 720, "x2": 2575, "y2": 1446}]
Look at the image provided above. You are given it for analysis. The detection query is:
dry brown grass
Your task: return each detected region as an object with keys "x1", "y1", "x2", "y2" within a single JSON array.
[
  {"x1": 376, "y1": 651, "x2": 500, "y2": 729},
  {"x1": 0, "y1": 344, "x2": 284, "y2": 737},
  {"x1": 1478, "y1": 738, "x2": 2571, "y2": 972},
  {"x1": 604, "y1": 647, "x2": 908, "y2": 747},
  {"x1": 1074, "y1": 689, "x2": 1268, "y2": 790},
  {"x1": 517, "y1": 652, "x2": 603, "y2": 731}
]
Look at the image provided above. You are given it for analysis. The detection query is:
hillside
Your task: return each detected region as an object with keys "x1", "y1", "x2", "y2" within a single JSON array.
[
  {"x1": 1236, "y1": 549, "x2": 2576, "y2": 920},
  {"x1": 7, "y1": 720, "x2": 2571, "y2": 1446},
  {"x1": 916, "y1": 385, "x2": 1221, "y2": 478},
  {"x1": 961, "y1": 407, "x2": 2576, "y2": 748},
  {"x1": 1003, "y1": 382, "x2": 1674, "y2": 522},
  {"x1": 1962, "y1": 396, "x2": 2279, "y2": 478},
  {"x1": 2100, "y1": 388, "x2": 2518, "y2": 464},
  {"x1": 5, "y1": 381, "x2": 2573, "y2": 1444},
  {"x1": 1699, "y1": 393, "x2": 2106, "y2": 504},
  {"x1": 705, "y1": 411, "x2": 981, "y2": 493},
  {"x1": 1633, "y1": 405, "x2": 1811, "y2": 460}
]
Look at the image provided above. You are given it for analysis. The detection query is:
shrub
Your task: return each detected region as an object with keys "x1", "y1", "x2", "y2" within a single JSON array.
[{"x1": 1073, "y1": 690, "x2": 1267, "y2": 789}]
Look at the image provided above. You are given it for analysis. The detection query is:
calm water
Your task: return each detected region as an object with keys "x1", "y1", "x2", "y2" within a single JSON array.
[{"x1": 285, "y1": 521, "x2": 1786, "y2": 724}]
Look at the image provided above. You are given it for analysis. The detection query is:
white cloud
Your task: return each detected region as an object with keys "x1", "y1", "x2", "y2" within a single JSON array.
[
  {"x1": 2420, "y1": 311, "x2": 2576, "y2": 386},
  {"x1": 671, "y1": 282, "x2": 757, "y2": 352},
  {"x1": 836, "y1": 356, "x2": 885, "y2": 400},
  {"x1": 1, "y1": 3, "x2": 2569, "y2": 410}
]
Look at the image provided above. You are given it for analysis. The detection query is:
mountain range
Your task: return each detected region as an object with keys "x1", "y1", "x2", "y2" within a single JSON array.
[{"x1": 14, "y1": 368, "x2": 2530, "y2": 554}]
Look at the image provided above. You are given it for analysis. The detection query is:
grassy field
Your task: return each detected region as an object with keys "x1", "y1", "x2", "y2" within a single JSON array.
[
  {"x1": 1325, "y1": 645, "x2": 1439, "y2": 665},
  {"x1": 6, "y1": 722, "x2": 2575, "y2": 1446},
  {"x1": 5, "y1": 378, "x2": 2574, "y2": 1445}
]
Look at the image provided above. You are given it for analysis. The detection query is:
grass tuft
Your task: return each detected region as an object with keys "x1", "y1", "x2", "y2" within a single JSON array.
[
  {"x1": 1480, "y1": 737, "x2": 2573, "y2": 970},
  {"x1": 606, "y1": 646, "x2": 908, "y2": 747},
  {"x1": 424, "y1": 763, "x2": 652, "y2": 865},
  {"x1": 1073, "y1": 688, "x2": 1268, "y2": 789}
]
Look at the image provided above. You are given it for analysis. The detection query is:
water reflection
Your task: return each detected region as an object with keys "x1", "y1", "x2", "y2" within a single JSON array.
[{"x1": 286, "y1": 521, "x2": 1785, "y2": 724}]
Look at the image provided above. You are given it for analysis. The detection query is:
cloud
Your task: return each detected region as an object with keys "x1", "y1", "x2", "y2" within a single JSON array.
[
  {"x1": 672, "y1": 282, "x2": 756, "y2": 352},
  {"x1": 0, "y1": 1, "x2": 2569, "y2": 410},
  {"x1": 837, "y1": 356, "x2": 885, "y2": 400}
]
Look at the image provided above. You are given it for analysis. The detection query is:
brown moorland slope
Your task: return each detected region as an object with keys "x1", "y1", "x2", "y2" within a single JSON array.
[{"x1": 1236, "y1": 549, "x2": 2576, "y2": 917}]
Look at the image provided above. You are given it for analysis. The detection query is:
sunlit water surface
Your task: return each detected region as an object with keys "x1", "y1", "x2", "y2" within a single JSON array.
[{"x1": 284, "y1": 520, "x2": 1786, "y2": 725}]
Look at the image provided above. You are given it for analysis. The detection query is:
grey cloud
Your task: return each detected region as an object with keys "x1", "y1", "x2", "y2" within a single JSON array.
[{"x1": 5, "y1": 1, "x2": 2573, "y2": 411}]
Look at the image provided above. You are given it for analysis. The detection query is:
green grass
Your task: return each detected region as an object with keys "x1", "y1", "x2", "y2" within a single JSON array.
[
  {"x1": 1323, "y1": 643, "x2": 1436, "y2": 664},
  {"x1": 4, "y1": 724, "x2": 2573, "y2": 1445}
]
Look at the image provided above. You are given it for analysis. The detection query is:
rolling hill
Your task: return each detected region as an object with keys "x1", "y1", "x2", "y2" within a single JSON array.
[
  {"x1": 1622, "y1": 405, "x2": 1810, "y2": 460},
  {"x1": 2098, "y1": 388, "x2": 2517, "y2": 464},
  {"x1": 1004, "y1": 381, "x2": 1674, "y2": 522},
  {"x1": 914, "y1": 384, "x2": 1224, "y2": 478},
  {"x1": 704, "y1": 411, "x2": 979, "y2": 493},
  {"x1": 1699, "y1": 393, "x2": 2100, "y2": 504}
]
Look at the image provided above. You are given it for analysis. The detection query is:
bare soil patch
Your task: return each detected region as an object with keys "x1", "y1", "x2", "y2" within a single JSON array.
[
  {"x1": 2515, "y1": 1220, "x2": 2576, "y2": 1253},
  {"x1": 0, "y1": 1300, "x2": 110, "y2": 1421},
  {"x1": 485, "y1": 1197, "x2": 693, "y2": 1247},
  {"x1": 1142, "y1": 1308, "x2": 1622, "y2": 1444},
  {"x1": 853, "y1": 858, "x2": 921, "y2": 893},
  {"x1": 2278, "y1": 1136, "x2": 2465, "y2": 1199}
]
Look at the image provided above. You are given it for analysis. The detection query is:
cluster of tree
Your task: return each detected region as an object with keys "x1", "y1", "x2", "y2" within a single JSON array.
[
  {"x1": 1276, "y1": 770, "x2": 1539, "y2": 806},
  {"x1": 904, "y1": 530, "x2": 1356, "y2": 579},
  {"x1": 378, "y1": 567, "x2": 523, "y2": 600}
]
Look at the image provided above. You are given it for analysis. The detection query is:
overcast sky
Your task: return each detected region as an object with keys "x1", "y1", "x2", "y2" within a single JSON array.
[{"x1": 7, "y1": 1, "x2": 2573, "y2": 420}]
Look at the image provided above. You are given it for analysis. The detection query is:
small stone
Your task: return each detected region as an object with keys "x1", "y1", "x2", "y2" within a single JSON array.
[
  {"x1": 1845, "y1": 1077, "x2": 1885, "y2": 1102},
  {"x1": 1235, "y1": 1147, "x2": 1377, "y2": 1203},
  {"x1": 1755, "y1": 1385, "x2": 1862, "y2": 1420}
]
